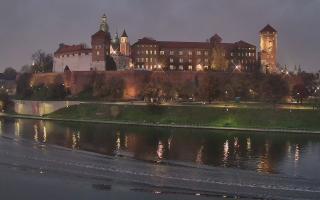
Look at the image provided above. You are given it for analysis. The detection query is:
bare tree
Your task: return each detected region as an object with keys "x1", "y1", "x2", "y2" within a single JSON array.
[{"x1": 31, "y1": 50, "x2": 53, "y2": 73}]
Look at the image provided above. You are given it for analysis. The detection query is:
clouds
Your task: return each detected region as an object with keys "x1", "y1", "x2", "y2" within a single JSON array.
[{"x1": 0, "y1": 0, "x2": 319, "y2": 71}]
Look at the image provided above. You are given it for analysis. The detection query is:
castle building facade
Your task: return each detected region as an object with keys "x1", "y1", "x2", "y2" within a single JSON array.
[
  {"x1": 53, "y1": 15, "x2": 278, "y2": 74},
  {"x1": 53, "y1": 14, "x2": 131, "y2": 72},
  {"x1": 131, "y1": 35, "x2": 258, "y2": 72}
]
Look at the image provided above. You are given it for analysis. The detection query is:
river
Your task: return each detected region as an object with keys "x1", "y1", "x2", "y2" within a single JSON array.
[{"x1": 1, "y1": 117, "x2": 320, "y2": 181}]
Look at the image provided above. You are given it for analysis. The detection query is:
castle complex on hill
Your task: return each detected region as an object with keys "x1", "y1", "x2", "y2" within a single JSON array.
[{"x1": 53, "y1": 14, "x2": 278, "y2": 74}]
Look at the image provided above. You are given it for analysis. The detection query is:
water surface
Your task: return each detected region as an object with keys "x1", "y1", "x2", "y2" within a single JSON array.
[{"x1": 1, "y1": 117, "x2": 319, "y2": 180}]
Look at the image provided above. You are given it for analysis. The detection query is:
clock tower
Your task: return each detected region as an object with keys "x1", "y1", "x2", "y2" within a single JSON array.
[{"x1": 260, "y1": 24, "x2": 278, "y2": 74}]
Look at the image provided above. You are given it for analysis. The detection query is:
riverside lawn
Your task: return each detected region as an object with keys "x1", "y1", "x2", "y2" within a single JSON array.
[{"x1": 47, "y1": 103, "x2": 320, "y2": 131}]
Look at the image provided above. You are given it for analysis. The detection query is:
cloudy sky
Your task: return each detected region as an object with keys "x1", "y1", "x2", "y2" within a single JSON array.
[{"x1": 0, "y1": 0, "x2": 319, "y2": 72}]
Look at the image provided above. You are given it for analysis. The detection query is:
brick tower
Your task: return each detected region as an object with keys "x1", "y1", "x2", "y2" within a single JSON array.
[
  {"x1": 91, "y1": 14, "x2": 111, "y2": 71},
  {"x1": 260, "y1": 24, "x2": 278, "y2": 74},
  {"x1": 120, "y1": 29, "x2": 130, "y2": 56}
]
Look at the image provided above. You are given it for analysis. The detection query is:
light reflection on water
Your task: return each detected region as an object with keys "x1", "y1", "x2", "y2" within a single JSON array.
[{"x1": 1, "y1": 117, "x2": 320, "y2": 180}]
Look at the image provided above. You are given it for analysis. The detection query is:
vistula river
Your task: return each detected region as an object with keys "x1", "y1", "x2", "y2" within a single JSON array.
[
  {"x1": 1, "y1": 117, "x2": 320, "y2": 199},
  {"x1": 1, "y1": 117, "x2": 320, "y2": 181}
]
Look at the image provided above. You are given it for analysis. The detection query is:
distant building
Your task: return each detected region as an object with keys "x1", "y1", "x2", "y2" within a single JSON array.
[
  {"x1": 53, "y1": 14, "x2": 131, "y2": 72},
  {"x1": 259, "y1": 24, "x2": 278, "y2": 74},
  {"x1": 131, "y1": 35, "x2": 257, "y2": 72},
  {"x1": 53, "y1": 43, "x2": 92, "y2": 72}
]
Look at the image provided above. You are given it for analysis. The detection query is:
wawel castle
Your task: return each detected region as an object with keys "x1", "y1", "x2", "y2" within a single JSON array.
[{"x1": 54, "y1": 14, "x2": 278, "y2": 74}]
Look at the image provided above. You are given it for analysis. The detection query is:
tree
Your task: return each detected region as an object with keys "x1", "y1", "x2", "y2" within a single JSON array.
[
  {"x1": 0, "y1": 90, "x2": 13, "y2": 112},
  {"x1": 292, "y1": 84, "x2": 309, "y2": 104},
  {"x1": 105, "y1": 56, "x2": 117, "y2": 71},
  {"x1": 20, "y1": 65, "x2": 32, "y2": 73},
  {"x1": 198, "y1": 74, "x2": 220, "y2": 103},
  {"x1": 260, "y1": 75, "x2": 289, "y2": 104},
  {"x1": 3, "y1": 67, "x2": 17, "y2": 80},
  {"x1": 31, "y1": 50, "x2": 53, "y2": 73},
  {"x1": 16, "y1": 73, "x2": 33, "y2": 98},
  {"x1": 212, "y1": 46, "x2": 229, "y2": 71}
]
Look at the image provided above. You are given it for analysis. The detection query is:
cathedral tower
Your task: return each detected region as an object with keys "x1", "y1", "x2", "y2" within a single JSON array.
[
  {"x1": 260, "y1": 24, "x2": 278, "y2": 74},
  {"x1": 91, "y1": 14, "x2": 111, "y2": 71},
  {"x1": 120, "y1": 30, "x2": 130, "y2": 56}
]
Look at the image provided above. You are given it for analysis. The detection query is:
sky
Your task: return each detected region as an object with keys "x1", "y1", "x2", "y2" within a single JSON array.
[{"x1": 0, "y1": 0, "x2": 319, "y2": 72}]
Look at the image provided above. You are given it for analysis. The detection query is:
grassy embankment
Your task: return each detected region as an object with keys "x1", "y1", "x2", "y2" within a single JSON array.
[{"x1": 47, "y1": 103, "x2": 320, "y2": 131}]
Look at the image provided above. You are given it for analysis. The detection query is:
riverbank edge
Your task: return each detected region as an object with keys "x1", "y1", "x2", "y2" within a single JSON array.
[{"x1": 1, "y1": 113, "x2": 320, "y2": 135}]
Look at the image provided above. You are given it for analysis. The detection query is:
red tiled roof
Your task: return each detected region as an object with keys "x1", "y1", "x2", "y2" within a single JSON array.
[
  {"x1": 158, "y1": 41, "x2": 211, "y2": 49},
  {"x1": 54, "y1": 44, "x2": 91, "y2": 56},
  {"x1": 234, "y1": 40, "x2": 256, "y2": 48},
  {"x1": 91, "y1": 30, "x2": 111, "y2": 39},
  {"x1": 260, "y1": 24, "x2": 277, "y2": 33}
]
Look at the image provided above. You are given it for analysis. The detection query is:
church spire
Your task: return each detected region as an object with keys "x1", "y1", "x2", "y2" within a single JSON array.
[{"x1": 100, "y1": 14, "x2": 109, "y2": 32}]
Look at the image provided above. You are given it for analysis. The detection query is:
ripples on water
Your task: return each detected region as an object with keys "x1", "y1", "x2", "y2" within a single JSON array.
[{"x1": 1, "y1": 117, "x2": 320, "y2": 180}]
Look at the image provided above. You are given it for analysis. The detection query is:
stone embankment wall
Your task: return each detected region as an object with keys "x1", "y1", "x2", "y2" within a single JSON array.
[{"x1": 14, "y1": 100, "x2": 80, "y2": 116}]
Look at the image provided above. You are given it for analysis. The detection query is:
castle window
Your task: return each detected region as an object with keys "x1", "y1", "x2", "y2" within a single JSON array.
[
  {"x1": 188, "y1": 65, "x2": 193, "y2": 70},
  {"x1": 96, "y1": 51, "x2": 100, "y2": 56},
  {"x1": 197, "y1": 58, "x2": 201, "y2": 63},
  {"x1": 188, "y1": 59, "x2": 192, "y2": 63},
  {"x1": 231, "y1": 52, "x2": 234, "y2": 57},
  {"x1": 179, "y1": 51, "x2": 183, "y2": 55},
  {"x1": 141, "y1": 58, "x2": 144, "y2": 62},
  {"x1": 179, "y1": 65, "x2": 183, "y2": 70},
  {"x1": 170, "y1": 51, "x2": 174, "y2": 55},
  {"x1": 179, "y1": 58, "x2": 183, "y2": 63},
  {"x1": 146, "y1": 50, "x2": 149, "y2": 55},
  {"x1": 170, "y1": 65, "x2": 175, "y2": 70},
  {"x1": 196, "y1": 51, "x2": 201, "y2": 55},
  {"x1": 154, "y1": 50, "x2": 157, "y2": 55},
  {"x1": 205, "y1": 59, "x2": 209, "y2": 63},
  {"x1": 160, "y1": 51, "x2": 165, "y2": 55},
  {"x1": 188, "y1": 51, "x2": 193, "y2": 56},
  {"x1": 146, "y1": 58, "x2": 149, "y2": 62},
  {"x1": 170, "y1": 58, "x2": 174, "y2": 63},
  {"x1": 204, "y1": 51, "x2": 209, "y2": 56},
  {"x1": 150, "y1": 58, "x2": 153, "y2": 62}
]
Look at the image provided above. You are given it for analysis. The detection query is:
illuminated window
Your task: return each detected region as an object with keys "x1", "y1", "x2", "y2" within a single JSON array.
[
  {"x1": 205, "y1": 59, "x2": 209, "y2": 63},
  {"x1": 170, "y1": 65, "x2": 175, "y2": 70},
  {"x1": 170, "y1": 58, "x2": 174, "y2": 63},
  {"x1": 97, "y1": 51, "x2": 100, "y2": 56},
  {"x1": 204, "y1": 51, "x2": 209, "y2": 56},
  {"x1": 160, "y1": 51, "x2": 165, "y2": 55},
  {"x1": 196, "y1": 51, "x2": 201, "y2": 55},
  {"x1": 150, "y1": 58, "x2": 153, "y2": 62},
  {"x1": 188, "y1": 59, "x2": 192, "y2": 63},
  {"x1": 170, "y1": 51, "x2": 174, "y2": 55},
  {"x1": 146, "y1": 58, "x2": 149, "y2": 62},
  {"x1": 188, "y1": 51, "x2": 193, "y2": 56},
  {"x1": 146, "y1": 50, "x2": 149, "y2": 55},
  {"x1": 179, "y1": 65, "x2": 184, "y2": 70},
  {"x1": 188, "y1": 65, "x2": 193, "y2": 70},
  {"x1": 179, "y1": 51, "x2": 183, "y2": 55},
  {"x1": 179, "y1": 58, "x2": 183, "y2": 63},
  {"x1": 154, "y1": 50, "x2": 157, "y2": 55}
]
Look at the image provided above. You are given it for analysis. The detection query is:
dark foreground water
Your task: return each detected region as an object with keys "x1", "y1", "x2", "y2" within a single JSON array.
[{"x1": 1, "y1": 117, "x2": 320, "y2": 181}]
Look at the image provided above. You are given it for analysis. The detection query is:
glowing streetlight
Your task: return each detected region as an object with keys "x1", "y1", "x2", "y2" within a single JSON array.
[{"x1": 196, "y1": 64, "x2": 203, "y2": 71}]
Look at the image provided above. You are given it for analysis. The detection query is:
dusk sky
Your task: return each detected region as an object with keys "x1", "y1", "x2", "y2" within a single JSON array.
[{"x1": 1, "y1": 0, "x2": 319, "y2": 72}]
